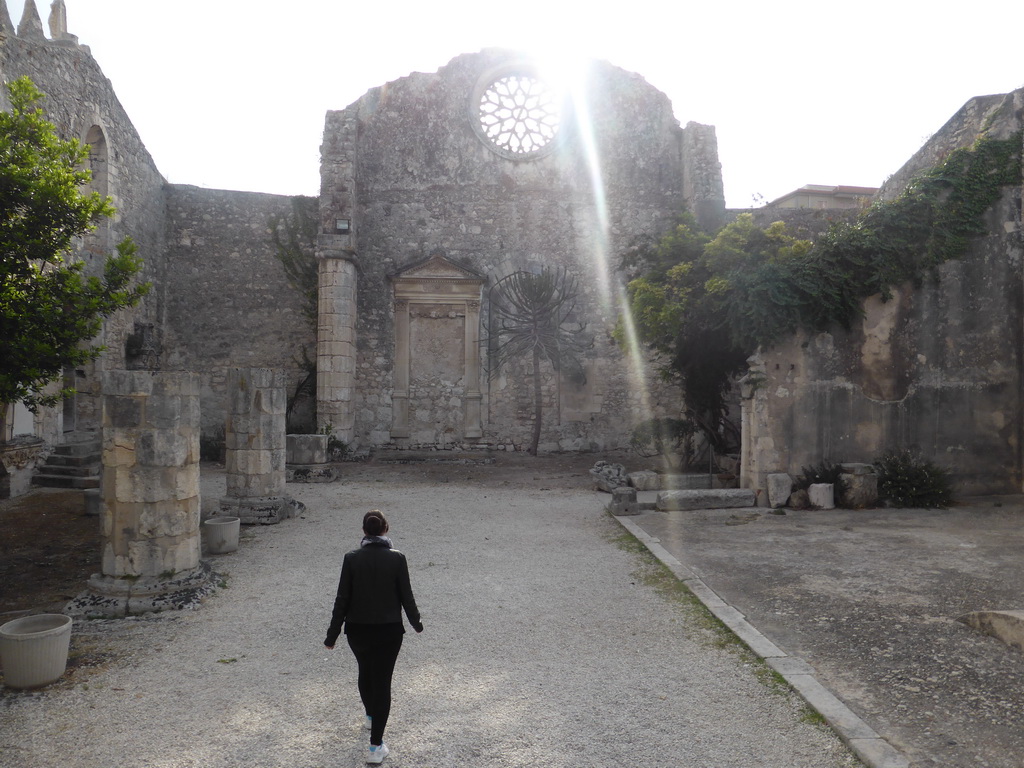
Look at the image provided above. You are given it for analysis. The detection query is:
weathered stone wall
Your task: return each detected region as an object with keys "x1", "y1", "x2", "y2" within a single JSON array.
[
  {"x1": 320, "y1": 49, "x2": 718, "y2": 451},
  {"x1": 0, "y1": 5, "x2": 166, "y2": 443},
  {"x1": 743, "y1": 89, "x2": 1024, "y2": 496},
  {"x1": 162, "y1": 187, "x2": 316, "y2": 444}
]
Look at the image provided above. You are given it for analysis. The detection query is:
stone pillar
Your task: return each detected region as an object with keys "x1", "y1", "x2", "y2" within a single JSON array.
[
  {"x1": 316, "y1": 234, "x2": 358, "y2": 443},
  {"x1": 464, "y1": 300, "x2": 483, "y2": 439},
  {"x1": 391, "y1": 298, "x2": 411, "y2": 438},
  {"x1": 70, "y1": 371, "x2": 209, "y2": 617},
  {"x1": 738, "y1": 355, "x2": 771, "y2": 501},
  {"x1": 219, "y1": 368, "x2": 290, "y2": 525}
]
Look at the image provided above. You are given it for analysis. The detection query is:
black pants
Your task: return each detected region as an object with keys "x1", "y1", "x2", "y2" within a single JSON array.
[{"x1": 346, "y1": 624, "x2": 404, "y2": 746}]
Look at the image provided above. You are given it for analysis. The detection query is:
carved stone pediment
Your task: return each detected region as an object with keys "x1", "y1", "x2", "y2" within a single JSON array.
[
  {"x1": 392, "y1": 255, "x2": 486, "y2": 304},
  {"x1": 392, "y1": 255, "x2": 485, "y2": 284}
]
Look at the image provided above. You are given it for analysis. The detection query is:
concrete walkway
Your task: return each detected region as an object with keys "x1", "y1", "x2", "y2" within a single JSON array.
[
  {"x1": 621, "y1": 497, "x2": 1024, "y2": 768},
  {"x1": 1, "y1": 460, "x2": 859, "y2": 768}
]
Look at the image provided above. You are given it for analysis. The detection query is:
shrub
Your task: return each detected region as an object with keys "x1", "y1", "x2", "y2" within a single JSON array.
[
  {"x1": 319, "y1": 424, "x2": 350, "y2": 461},
  {"x1": 794, "y1": 460, "x2": 848, "y2": 501},
  {"x1": 873, "y1": 450, "x2": 954, "y2": 508}
]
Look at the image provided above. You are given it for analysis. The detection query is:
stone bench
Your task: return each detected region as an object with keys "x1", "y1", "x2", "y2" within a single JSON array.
[{"x1": 656, "y1": 488, "x2": 757, "y2": 511}]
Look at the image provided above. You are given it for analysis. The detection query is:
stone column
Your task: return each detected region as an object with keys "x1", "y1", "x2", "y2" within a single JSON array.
[
  {"x1": 464, "y1": 299, "x2": 483, "y2": 439},
  {"x1": 219, "y1": 368, "x2": 290, "y2": 525},
  {"x1": 738, "y1": 355, "x2": 768, "y2": 497},
  {"x1": 391, "y1": 299, "x2": 411, "y2": 438},
  {"x1": 71, "y1": 370, "x2": 208, "y2": 616},
  {"x1": 316, "y1": 234, "x2": 358, "y2": 443}
]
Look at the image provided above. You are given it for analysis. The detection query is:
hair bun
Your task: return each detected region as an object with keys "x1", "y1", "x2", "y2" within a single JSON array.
[{"x1": 363, "y1": 509, "x2": 389, "y2": 536}]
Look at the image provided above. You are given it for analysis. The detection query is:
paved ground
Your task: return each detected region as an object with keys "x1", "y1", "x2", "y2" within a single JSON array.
[
  {"x1": 625, "y1": 496, "x2": 1024, "y2": 768},
  {"x1": 0, "y1": 458, "x2": 859, "y2": 768}
]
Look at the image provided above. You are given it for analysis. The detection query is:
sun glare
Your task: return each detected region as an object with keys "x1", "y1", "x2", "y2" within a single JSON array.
[{"x1": 526, "y1": 46, "x2": 656, "y2": 428}]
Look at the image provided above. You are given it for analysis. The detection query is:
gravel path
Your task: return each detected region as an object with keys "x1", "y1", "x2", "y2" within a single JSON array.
[{"x1": 1, "y1": 461, "x2": 859, "y2": 767}]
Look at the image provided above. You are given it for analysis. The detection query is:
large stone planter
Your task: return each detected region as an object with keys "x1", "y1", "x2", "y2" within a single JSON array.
[
  {"x1": 204, "y1": 516, "x2": 240, "y2": 554},
  {"x1": 0, "y1": 613, "x2": 73, "y2": 689}
]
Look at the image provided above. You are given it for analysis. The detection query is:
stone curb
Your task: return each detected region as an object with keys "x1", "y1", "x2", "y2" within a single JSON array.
[{"x1": 614, "y1": 514, "x2": 911, "y2": 768}]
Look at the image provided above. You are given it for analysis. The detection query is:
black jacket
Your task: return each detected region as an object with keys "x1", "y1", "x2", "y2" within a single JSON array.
[{"x1": 325, "y1": 541, "x2": 420, "y2": 646}]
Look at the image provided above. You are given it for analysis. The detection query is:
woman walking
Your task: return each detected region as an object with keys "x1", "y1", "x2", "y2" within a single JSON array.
[{"x1": 325, "y1": 510, "x2": 423, "y2": 764}]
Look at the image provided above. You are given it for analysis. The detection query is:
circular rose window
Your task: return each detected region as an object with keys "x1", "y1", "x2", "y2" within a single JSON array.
[{"x1": 473, "y1": 67, "x2": 561, "y2": 160}]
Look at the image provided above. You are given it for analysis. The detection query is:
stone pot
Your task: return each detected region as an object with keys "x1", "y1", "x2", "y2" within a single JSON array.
[
  {"x1": 204, "y1": 515, "x2": 241, "y2": 554},
  {"x1": 0, "y1": 613, "x2": 73, "y2": 689}
]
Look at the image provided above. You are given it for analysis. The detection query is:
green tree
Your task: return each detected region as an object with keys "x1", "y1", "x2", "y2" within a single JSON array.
[
  {"x1": 0, "y1": 76, "x2": 148, "y2": 437},
  {"x1": 488, "y1": 267, "x2": 590, "y2": 455},
  {"x1": 621, "y1": 131, "x2": 1022, "y2": 454}
]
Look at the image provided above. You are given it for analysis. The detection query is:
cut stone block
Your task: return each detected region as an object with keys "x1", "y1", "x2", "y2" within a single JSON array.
[
  {"x1": 84, "y1": 488, "x2": 101, "y2": 516},
  {"x1": 627, "y1": 470, "x2": 661, "y2": 491},
  {"x1": 959, "y1": 610, "x2": 1024, "y2": 653},
  {"x1": 767, "y1": 473, "x2": 793, "y2": 508},
  {"x1": 609, "y1": 486, "x2": 639, "y2": 515},
  {"x1": 287, "y1": 433, "x2": 328, "y2": 465},
  {"x1": 840, "y1": 464, "x2": 878, "y2": 508},
  {"x1": 657, "y1": 488, "x2": 757, "y2": 511},
  {"x1": 809, "y1": 483, "x2": 835, "y2": 509}
]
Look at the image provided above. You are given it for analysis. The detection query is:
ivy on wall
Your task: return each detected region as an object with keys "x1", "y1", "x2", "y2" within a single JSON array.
[{"x1": 621, "y1": 130, "x2": 1023, "y2": 446}]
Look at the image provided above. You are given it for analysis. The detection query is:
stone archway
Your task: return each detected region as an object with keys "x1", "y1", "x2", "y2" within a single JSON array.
[{"x1": 390, "y1": 255, "x2": 485, "y2": 445}]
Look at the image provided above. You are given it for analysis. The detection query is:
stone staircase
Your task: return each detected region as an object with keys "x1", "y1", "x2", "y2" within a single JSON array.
[{"x1": 32, "y1": 436, "x2": 101, "y2": 489}]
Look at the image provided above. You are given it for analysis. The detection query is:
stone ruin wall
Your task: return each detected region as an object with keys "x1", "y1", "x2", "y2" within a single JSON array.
[
  {"x1": 6, "y1": 6, "x2": 1024, "y2": 490},
  {"x1": 161, "y1": 187, "x2": 316, "y2": 449},
  {"x1": 2, "y1": 4, "x2": 315, "y2": 455},
  {"x1": 0, "y1": 12, "x2": 725, "y2": 458},
  {"x1": 0, "y1": 3, "x2": 166, "y2": 443},
  {"x1": 743, "y1": 89, "x2": 1024, "y2": 496},
  {"x1": 322, "y1": 50, "x2": 724, "y2": 451}
]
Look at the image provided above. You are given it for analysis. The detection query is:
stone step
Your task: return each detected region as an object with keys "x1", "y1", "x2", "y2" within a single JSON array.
[
  {"x1": 42, "y1": 452, "x2": 101, "y2": 468},
  {"x1": 35, "y1": 462, "x2": 97, "y2": 478},
  {"x1": 32, "y1": 473, "x2": 99, "y2": 489},
  {"x1": 656, "y1": 488, "x2": 757, "y2": 511},
  {"x1": 51, "y1": 440, "x2": 101, "y2": 458},
  {"x1": 31, "y1": 437, "x2": 101, "y2": 490}
]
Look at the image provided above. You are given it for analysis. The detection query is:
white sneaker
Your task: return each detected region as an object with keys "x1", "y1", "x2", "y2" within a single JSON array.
[
  {"x1": 364, "y1": 715, "x2": 372, "y2": 731},
  {"x1": 366, "y1": 742, "x2": 389, "y2": 764}
]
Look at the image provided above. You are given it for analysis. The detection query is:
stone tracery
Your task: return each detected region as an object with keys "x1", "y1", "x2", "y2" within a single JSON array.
[{"x1": 476, "y1": 72, "x2": 559, "y2": 157}]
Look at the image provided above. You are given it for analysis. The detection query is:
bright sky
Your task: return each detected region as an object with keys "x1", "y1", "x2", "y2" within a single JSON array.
[{"x1": 7, "y1": 0, "x2": 1024, "y2": 209}]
